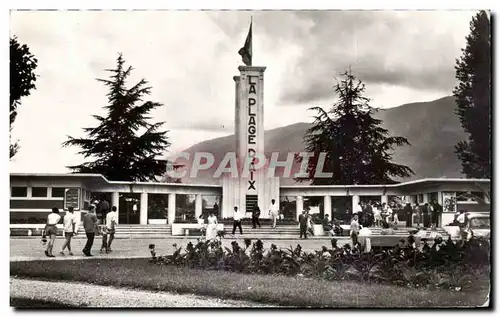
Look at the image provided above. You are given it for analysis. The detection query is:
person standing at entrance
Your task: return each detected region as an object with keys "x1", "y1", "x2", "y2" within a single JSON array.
[
  {"x1": 430, "y1": 200, "x2": 443, "y2": 227},
  {"x1": 82, "y1": 205, "x2": 98, "y2": 256},
  {"x1": 60, "y1": 207, "x2": 77, "y2": 256},
  {"x1": 252, "y1": 205, "x2": 261, "y2": 229},
  {"x1": 232, "y1": 206, "x2": 243, "y2": 235},
  {"x1": 350, "y1": 214, "x2": 360, "y2": 246},
  {"x1": 298, "y1": 210, "x2": 308, "y2": 239},
  {"x1": 44, "y1": 207, "x2": 62, "y2": 257},
  {"x1": 97, "y1": 198, "x2": 110, "y2": 224},
  {"x1": 206, "y1": 211, "x2": 218, "y2": 241},
  {"x1": 422, "y1": 203, "x2": 430, "y2": 228},
  {"x1": 404, "y1": 203, "x2": 413, "y2": 227},
  {"x1": 414, "y1": 203, "x2": 422, "y2": 228},
  {"x1": 104, "y1": 206, "x2": 118, "y2": 253},
  {"x1": 268, "y1": 199, "x2": 279, "y2": 229}
]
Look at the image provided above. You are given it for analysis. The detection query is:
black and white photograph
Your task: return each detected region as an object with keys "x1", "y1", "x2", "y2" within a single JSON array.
[{"x1": 7, "y1": 5, "x2": 492, "y2": 309}]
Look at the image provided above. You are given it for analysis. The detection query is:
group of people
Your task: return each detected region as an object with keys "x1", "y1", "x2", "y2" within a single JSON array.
[
  {"x1": 351, "y1": 200, "x2": 443, "y2": 230},
  {"x1": 401, "y1": 200, "x2": 443, "y2": 229},
  {"x1": 197, "y1": 199, "x2": 282, "y2": 240},
  {"x1": 42, "y1": 201, "x2": 118, "y2": 258}
]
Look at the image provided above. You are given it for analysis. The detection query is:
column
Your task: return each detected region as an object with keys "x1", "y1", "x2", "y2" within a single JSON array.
[
  {"x1": 140, "y1": 192, "x2": 148, "y2": 225},
  {"x1": 352, "y1": 195, "x2": 360, "y2": 213},
  {"x1": 423, "y1": 193, "x2": 429, "y2": 204},
  {"x1": 296, "y1": 196, "x2": 303, "y2": 221},
  {"x1": 168, "y1": 193, "x2": 176, "y2": 224},
  {"x1": 111, "y1": 192, "x2": 119, "y2": 224},
  {"x1": 324, "y1": 195, "x2": 332, "y2": 219},
  {"x1": 195, "y1": 194, "x2": 203, "y2": 219},
  {"x1": 381, "y1": 195, "x2": 388, "y2": 205}
]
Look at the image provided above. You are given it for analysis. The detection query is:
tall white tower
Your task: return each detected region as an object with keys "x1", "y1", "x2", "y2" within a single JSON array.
[{"x1": 221, "y1": 66, "x2": 280, "y2": 218}]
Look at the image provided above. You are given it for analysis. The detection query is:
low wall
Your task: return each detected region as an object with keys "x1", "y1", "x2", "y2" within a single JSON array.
[{"x1": 171, "y1": 223, "x2": 224, "y2": 236}]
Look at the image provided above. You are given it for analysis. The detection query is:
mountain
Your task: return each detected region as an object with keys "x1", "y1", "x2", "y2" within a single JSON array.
[{"x1": 170, "y1": 96, "x2": 468, "y2": 185}]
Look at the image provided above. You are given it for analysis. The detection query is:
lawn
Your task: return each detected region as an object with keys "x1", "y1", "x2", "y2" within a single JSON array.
[{"x1": 10, "y1": 258, "x2": 489, "y2": 308}]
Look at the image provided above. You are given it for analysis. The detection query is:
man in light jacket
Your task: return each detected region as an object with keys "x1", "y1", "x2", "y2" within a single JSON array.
[{"x1": 268, "y1": 199, "x2": 279, "y2": 229}]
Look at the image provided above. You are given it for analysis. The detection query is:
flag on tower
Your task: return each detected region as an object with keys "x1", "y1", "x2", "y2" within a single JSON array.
[{"x1": 238, "y1": 21, "x2": 252, "y2": 66}]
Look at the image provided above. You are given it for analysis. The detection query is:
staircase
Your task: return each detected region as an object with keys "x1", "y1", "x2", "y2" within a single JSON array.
[{"x1": 113, "y1": 225, "x2": 172, "y2": 239}]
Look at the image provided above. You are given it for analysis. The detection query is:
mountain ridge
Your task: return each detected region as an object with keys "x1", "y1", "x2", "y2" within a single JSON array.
[{"x1": 169, "y1": 96, "x2": 467, "y2": 185}]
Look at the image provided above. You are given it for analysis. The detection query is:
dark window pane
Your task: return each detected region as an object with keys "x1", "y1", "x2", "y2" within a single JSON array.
[
  {"x1": 11, "y1": 187, "x2": 27, "y2": 197},
  {"x1": 51, "y1": 188, "x2": 66, "y2": 198},
  {"x1": 32, "y1": 187, "x2": 48, "y2": 198}
]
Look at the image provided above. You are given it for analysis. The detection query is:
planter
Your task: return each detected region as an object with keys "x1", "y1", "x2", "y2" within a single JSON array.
[{"x1": 148, "y1": 219, "x2": 167, "y2": 225}]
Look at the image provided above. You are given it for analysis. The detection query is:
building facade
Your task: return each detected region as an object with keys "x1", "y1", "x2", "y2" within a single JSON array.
[
  {"x1": 10, "y1": 173, "x2": 490, "y2": 228},
  {"x1": 10, "y1": 63, "x2": 491, "y2": 229}
]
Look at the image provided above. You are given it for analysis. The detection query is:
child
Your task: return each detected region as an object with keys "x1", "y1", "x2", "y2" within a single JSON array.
[{"x1": 99, "y1": 224, "x2": 109, "y2": 253}]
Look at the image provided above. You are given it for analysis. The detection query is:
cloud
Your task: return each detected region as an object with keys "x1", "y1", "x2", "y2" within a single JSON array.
[
  {"x1": 9, "y1": 10, "x2": 477, "y2": 173},
  {"x1": 209, "y1": 10, "x2": 476, "y2": 105}
]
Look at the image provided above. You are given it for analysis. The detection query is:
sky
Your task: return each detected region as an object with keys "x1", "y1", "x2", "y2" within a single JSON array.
[{"x1": 9, "y1": 10, "x2": 478, "y2": 173}]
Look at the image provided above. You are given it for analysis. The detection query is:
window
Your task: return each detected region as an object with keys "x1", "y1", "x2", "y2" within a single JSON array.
[
  {"x1": 11, "y1": 187, "x2": 27, "y2": 197},
  {"x1": 417, "y1": 194, "x2": 424, "y2": 203},
  {"x1": 469, "y1": 217, "x2": 490, "y2": 229},
  {"x1": 51, "y1": 187, "x2": 66, "y2": 198},
  {"x1": 32, "y1": 187, "x2": 48, "y2": 197},
  {"x1": 246, "y1": 195, "x2": 258, "y2": 213}
]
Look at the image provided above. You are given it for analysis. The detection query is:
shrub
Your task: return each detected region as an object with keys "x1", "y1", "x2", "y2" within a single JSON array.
[{"x1": 151, "y1": 236, "x2": 490, "y2": 291}]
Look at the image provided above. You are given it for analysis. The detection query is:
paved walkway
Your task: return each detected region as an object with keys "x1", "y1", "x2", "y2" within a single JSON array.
[
  {"x1": 10, "y1": 236, "x2": 345, "y2": 261},
  {"x1": 10, "y1": 277, "x2": 274, "y2": 307}
]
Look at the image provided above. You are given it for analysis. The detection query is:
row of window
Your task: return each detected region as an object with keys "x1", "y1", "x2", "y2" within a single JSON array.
[{"x1": 11, "y1": 186, "x2": 66, "y2": 198}]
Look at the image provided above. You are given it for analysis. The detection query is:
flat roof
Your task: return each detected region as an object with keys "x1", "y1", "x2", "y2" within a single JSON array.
[{"x1": 10, "y1": 173, "x2": 490, "y2": 188}]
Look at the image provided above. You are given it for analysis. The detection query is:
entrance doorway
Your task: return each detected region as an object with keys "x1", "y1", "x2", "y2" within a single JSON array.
[{"x1": 119, "y1": 193, "x2": 141, "y2": 224}]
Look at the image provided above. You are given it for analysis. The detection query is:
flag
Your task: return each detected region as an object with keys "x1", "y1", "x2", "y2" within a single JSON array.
[{"x1": 238, "y1": 22, "x2": 252, "y2": 66}]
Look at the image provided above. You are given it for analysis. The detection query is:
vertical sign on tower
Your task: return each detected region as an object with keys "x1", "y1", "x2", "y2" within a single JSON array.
[{"x1": 247, "y1": 74, "x2": 257, "y2": 191}]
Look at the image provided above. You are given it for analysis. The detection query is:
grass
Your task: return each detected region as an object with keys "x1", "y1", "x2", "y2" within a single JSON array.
[{"x1": 11, "y1": 258, "x2": 489, "y2": 308}]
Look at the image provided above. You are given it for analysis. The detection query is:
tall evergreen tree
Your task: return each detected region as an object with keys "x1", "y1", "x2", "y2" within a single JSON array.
[
  {"x1": 63, "y1": 54, "x2": 170, "y2": 182},
  {"x1": 10, "y1": 36, "x2": 38, "y2": 159},
  {"x1": 297, "y1": 69, "x2": 414, "y2": 185},
  {"x1": 453, "y1": 10, "x2": 491, "y2": 178}
]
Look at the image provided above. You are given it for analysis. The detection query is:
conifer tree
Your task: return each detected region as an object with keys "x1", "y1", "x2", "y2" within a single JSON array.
[
  {"x1": 297, "y1": 69, "x2": 414, "y2": 185},
  {"x1": 453, "y1": 10, "x2": 491, "y2": 178},
  {"x1": 63, "y1": 54, "x2": 170, "y2": 182}
]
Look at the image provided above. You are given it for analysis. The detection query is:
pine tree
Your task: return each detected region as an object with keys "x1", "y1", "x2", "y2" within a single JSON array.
[
  {"x1": 10, "y1": 36, "x2": 38, "y2": 159},
  {"x1": 63, "y1": 54, "x2": 170, "y2": 182},
  {"x1": 453, "y1": 10, "x2": 491, "y2": 179},
  {"x1": 297, "y1": 69, "x2": 414, "y2": 185}
]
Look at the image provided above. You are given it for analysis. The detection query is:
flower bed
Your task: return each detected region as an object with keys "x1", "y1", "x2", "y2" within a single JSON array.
[{"x1": 150, "y1": 235, "x2": 490, "y2": 291}]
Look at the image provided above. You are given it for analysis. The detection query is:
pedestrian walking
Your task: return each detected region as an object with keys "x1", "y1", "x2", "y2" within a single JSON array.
[
  {"x1": 82, "y1": 205, "x2": 98, "y2": 256},
  {"x1": 251, "y1": 205, "x2": 261, "y2": 229},
  {"x1": 298, "y1": 210, "x2": 308, "y2": 239},
  {"x1": 60, "y1": 206, "x2": 77, "y2": 256},
  {"x1": 268, "y1": 199, "x2": 279, "y2": 228},
  {"x1": 232, "y1": 206, "x2": 243, "y2": 235},
  {"x1": 43, "y1": 207, "x2": 62, "y2": 257},
  {"x1": 104, "y1": 206, "x2": 118, "y2": 253}
]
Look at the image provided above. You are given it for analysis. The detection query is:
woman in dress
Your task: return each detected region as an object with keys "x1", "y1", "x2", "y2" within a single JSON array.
[{"x1": 205, "y1": 211, "x2": 218, "y2": 241}]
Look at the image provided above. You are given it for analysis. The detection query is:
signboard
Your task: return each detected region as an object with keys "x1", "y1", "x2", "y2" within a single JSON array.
[
  {"x1": 64, "y1": 188, "x2": 81, "y2": 211},
  {"x1": 247, "y1": 75, "x2": 258, "y2": 192},
  {"x1": 442, "y1": 192, "x2": 456, "y2": 213}
]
